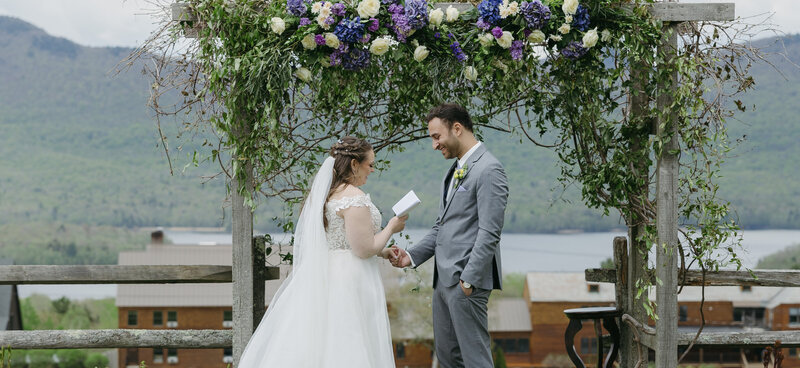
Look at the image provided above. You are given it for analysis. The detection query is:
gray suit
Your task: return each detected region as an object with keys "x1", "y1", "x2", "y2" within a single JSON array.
[{"x1": 408, "y1": 143, "x2": 508, "y2": 368}]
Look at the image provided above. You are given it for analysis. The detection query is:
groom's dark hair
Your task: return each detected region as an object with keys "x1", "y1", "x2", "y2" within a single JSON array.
[{"x1": 426, "y1": 103, "x2": 473, "y2": 132}]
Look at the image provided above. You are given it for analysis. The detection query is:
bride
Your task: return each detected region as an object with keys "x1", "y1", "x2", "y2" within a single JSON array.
[{"x1": 238, "y1": 136, "x2": 407, "y2": 367}]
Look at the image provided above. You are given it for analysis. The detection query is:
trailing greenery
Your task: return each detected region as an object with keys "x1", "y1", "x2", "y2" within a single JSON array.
[{"x1": 20, "y1": 294, "x2": 118, "y2": 330}]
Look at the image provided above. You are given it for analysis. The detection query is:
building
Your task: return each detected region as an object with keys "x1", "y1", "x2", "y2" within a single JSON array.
[
  {"x1": 524, "y1": 272, "x2": 800, "y2": 367},
  {"x1": 0, "y1": 259, "x2": 23, "y2": 331},
  {"x1": 116, "y1": 232, "x2": 291, "y2": 368}
]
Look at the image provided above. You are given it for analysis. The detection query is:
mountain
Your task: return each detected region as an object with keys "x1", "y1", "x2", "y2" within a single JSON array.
[{"x1": 1, "y1": 15, "x2": 798, "y2": 234}]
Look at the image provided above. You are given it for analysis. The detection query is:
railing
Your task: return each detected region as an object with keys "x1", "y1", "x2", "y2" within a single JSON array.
[
  {"x1": 0, "y1": 235, "x2": 279, "y2": 350},
  {"x1": 585, "y1": 237, "x2": 800, "y2": 355}
]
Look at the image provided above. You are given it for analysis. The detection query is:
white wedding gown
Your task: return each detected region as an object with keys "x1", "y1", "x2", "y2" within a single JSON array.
[{"x1": 238, "y1": 191, "x2": 396, "y2": 368}]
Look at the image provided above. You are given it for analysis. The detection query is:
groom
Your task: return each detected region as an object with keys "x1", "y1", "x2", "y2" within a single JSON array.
[{"x1": 391, "y1": 103, "x2": 508, "y2": 367}]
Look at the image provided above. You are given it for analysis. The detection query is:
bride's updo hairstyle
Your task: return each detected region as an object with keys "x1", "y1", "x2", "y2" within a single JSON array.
[{"x1": 324, "y1": 136, "x2": 373, "y2": 228}]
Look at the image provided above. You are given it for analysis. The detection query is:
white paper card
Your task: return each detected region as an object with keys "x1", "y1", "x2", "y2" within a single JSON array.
[{"x1": 392, "y1": 190, "x2": 421, "y2": 217}]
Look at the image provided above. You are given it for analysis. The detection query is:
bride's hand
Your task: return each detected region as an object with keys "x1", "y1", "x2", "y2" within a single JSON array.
[
  {"x1": 380, "y1": 247, "x2": 399, "y2": 260},
  {"x1": 387, "y1": 215, "x2": 408, "y2": 234}
]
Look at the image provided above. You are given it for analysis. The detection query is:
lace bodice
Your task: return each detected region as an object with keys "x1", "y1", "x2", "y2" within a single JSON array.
[{"x1": 325, "y1": 194, "x2": 382, "y2": 251}]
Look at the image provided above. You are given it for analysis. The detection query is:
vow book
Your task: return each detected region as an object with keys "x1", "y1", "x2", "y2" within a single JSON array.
[{"x1": 392, "y1": 190, "x2": 421, "y2": 217}]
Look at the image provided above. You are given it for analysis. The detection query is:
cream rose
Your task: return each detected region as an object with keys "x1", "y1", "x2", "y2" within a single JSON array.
[
  {"x1": 492, "y1": 59, "x2": 508, "y2": 73},
  {"x1": 357, "y1": 0, "x2": 380, "y2": 18},
  {"x1": 270, "y1": 17, "x2": 286, "y2": 35},
  {"x1": 295, "y1": 67, "x2": 312, "y2": 82},
  {"x1": 582, "y1": 28, "x2": 598, "y2": 48},
  {"x1": 479, "y1": 33, "x2": 494, "y2": 47},
  {"x1": 497, "y1": 31, "x2": 513, "y2": 49},
  {"x1": 562, "y1": 0, "x2": 579, "y2": 15},
  {"x1": 370, "y1": 37, "x2": 391, "y2": 55},
  {"x1": 325, "y1": 32, "x2": 340, "y2": 48},
  {"x1": 301, "y1": 34, "x2": 317, "y2": 50},
  {"x1": 527, "y1": 29, "x2": 546, "y2": 43},
  {"x1": 549, "y1": 34, "x2": 562, "y2": 42},
  {"x1": 429, "y1": 8, "x2": 444, "y2": 27},
  {"x1": 464, "y1": 66, "x2": 478, "y2": 81},
  {"x1": 558, "y1": 23, "x2": 570, "y2": 34},
  {"x1": 414, "y1": 45, "x2": 429, "y2": 62},
  {"x1": 445, "y1": 5, "x2": 460, "y2": 22}
]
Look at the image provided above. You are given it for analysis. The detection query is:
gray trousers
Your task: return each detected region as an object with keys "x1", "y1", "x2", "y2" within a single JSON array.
[{"x1": 433, "y1": 282, "x2": 493, "y2": 368}]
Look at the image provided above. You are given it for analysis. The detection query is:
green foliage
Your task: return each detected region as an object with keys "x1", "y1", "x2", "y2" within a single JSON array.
[
  {"x1": 56, "y1": 350, "x2": 87, "y2": 368},
  {"x1": 756, "y1": 243, "x2": 800, "y2": 269},
  {"x1": 51, "y1": 297, "x2": 70, "y2": 314},
  {"x1": 600, "y1": 257, "x2": 614, "y2": 269},
  {"x1": 21, "y1": 295, "x2": 118, "y2": 330},
  {"x1": 0, "y1": 223, "x2": 148, "y2": 265},
  {"x1": 492, "y1": 343, "x2": 507, "y2": 368},
  {"x1": 84, "y1": 353, "x2": 109, "y2": 368}
]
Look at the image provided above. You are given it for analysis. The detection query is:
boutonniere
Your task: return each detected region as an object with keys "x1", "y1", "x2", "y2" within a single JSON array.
[{"x1": 452, "y1": 164, "x2": 468, "y2": 189}]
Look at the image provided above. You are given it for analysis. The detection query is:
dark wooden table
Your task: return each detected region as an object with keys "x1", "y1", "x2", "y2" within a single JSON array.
[{"x1": 563, "y1": 306, "x2": 622, "y2": 368}]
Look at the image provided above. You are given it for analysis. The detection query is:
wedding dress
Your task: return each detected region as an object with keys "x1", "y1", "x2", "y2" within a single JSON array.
[{"x1": 238, "y1": 157, "x2": 396, "y2": 368}]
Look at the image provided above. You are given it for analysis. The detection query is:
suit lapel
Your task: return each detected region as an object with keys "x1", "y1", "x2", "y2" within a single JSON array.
[
  {"x1": 442, "y1": 161, "x2": 458, "y2": 208},
  {"x1": 441, "y1": 144, "x2": 487, "y2": 217}
]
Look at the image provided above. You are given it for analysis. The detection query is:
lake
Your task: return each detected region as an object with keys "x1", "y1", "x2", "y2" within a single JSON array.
[{"x1": 18, "y1": 229, "x2": 800, "y2": 299}]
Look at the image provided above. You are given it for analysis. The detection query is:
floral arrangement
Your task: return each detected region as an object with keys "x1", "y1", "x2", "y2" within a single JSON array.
[{"x1": 259, "y1": 0, "x2": 614, "y2": 83}]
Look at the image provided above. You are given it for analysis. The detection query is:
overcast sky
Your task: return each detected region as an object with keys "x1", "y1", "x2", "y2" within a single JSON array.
[{"x1": 0, "y1": 0, "x2": 797, "y2": 47}]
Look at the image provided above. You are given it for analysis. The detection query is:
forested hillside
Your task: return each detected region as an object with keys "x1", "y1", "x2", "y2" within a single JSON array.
[{"x1": 1, "y1": 15, "x2": 798, "y2": 235}]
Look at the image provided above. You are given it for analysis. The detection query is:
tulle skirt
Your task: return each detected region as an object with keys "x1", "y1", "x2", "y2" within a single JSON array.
[{"x1": 238, "y1": 250, "x2": 396, "y2": 368}]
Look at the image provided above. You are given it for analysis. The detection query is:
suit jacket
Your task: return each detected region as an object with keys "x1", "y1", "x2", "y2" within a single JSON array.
[{"x1": 408, "y1": 144, "x2": 508, "y2": 290}]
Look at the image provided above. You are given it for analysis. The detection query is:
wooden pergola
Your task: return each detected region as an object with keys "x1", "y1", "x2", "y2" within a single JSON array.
[{"x1": 5, "y1": 2, "x2": 800, "y2": 368}]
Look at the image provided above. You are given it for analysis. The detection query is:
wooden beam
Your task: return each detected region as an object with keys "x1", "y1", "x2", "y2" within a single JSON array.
[
  {"x1": 0, "y1": 329, "x2": 231, "y2": 349},
  {"x1": 586, "y1": 268, "x2": 800, "y2": 288},
  {"x1": 170, "y1": 2, "x2": 736, "y2": 25},
  {"x1": 647, "y1": 2, "x2": 735, "y2": 22},
  {"x1": 639, "y1": 331, "x2": 800, "y2": 349},
  {"x1": 0, "y1": 265, "x2": 279, "y2": 284}
]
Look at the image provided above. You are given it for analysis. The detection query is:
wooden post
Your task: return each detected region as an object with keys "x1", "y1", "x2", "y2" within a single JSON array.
[
  {"x1": 252, "y1": 235, "x2": 268, "y2": 324},
  {"x1": 613, "y1": 237, "x2": 628, "y2": 312},
  {"x1": 655, "y1": 22, "x2": 680, "y2": 368},
  {"x1": 231, "y1": 124, "x2": 256, "y2": 366}
]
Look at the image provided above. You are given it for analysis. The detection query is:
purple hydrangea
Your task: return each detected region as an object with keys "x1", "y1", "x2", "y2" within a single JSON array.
[
  {"x1": 341, "y1": 47, "x2": 371, "y2": 70},
  {"x1": 572, "y1": 4, "x2": 590, "y2": 31},
  {"x1": 510, "y1": 40, "x2": 524, "y2": 60},
  {"x1": 449, "y1": 40, "x2": 467, "y2": 62},
  {"x1": 381, "y1": 0, "x2": 396, "y2": 4},
  {"x1": 326, "y1": 16, "x2": 336, "y2": 26},
  {"x1": 368, "y1": 18, "x2": 380, "y2": 32},
  {"x1": 330, "y1": 43, "x2": 350, "y2": 66},
  {"x1": 334, "y1": 17, "x2": 365, "y2": 44},
  {"x1": 561, "y1": 41, "x2": 588, "y2": 59},
  {"x1": 491, "y1": 26, "x2": 503, "y2": 39},
  {"x1": 405, "y1": 0, "x2": 429, "y2": 30},
  {"x1": 315, "y1": 34, "x2": 326, "y2": 45},
  {"x1": 388, "y1": 6, "x2": 412, "y2": 42},
  {"x1": 287, "y1": 0, "x2": 308, "y2": 17},
  {"x1": 360, "y1": 33, "x2": 372, "y2": 43},
  {"x1": 475, "y1": 18, "x2": 491, "y2": 31},
  {"x1": 477, "y1": 0, "x2": 502, "y2": 27},
  {"x1": 519, "y1": 0, "x2": 550, "y2": 30},
  {"x1": 434, "y1": 31, "x2": 441, "y2": 38},
  {"x1": 299, "y1": 17, "x2": 312, "y2": 26},
  {"x1": 331, "y1": 3, "x2": 346, "y2": 17},
  {"x1": 387, "y1": 3, "x2": 404, "y2": 14}
]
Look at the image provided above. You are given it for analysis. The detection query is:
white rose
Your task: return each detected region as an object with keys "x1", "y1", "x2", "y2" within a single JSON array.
[
  {"x1": 601, "y1": 29, "x2": 612, "y2": 42},
  {"x1": 549, "y1": 34, "x2": 562, "y2": 41},
  {"x1": 325, "y1": 32, "x2": 340, "y2": 48},
  {"x1": 429, "y1": 8, "x2": 444, "y2": 27},
  {"x1": 317, "y1": 14, "x2": 331, "y2": 29},
  {"x1": 414, "y1": 45, "x2": 429, "y2": 62},
  {"x1": 357, "y1": 0, "x2": 380, "y2": 18},
  {"x1": 558, "y1": 23, "x2": 570, "y2": 34},
  {"x1": 301, "y1": 34, "x2": 317, "y2": 50},
  {"x1": 565, "y1": 14, "x2": 573, "y2": 23},
  {"x1": 582, "y1": 28, "x2": 598, "y2": 48},
  {"x1": 295, "y1": 67, "x2": 312, "y2": 82},
  {"x1": 319, "y1": 6, "x2": 331, "y2": 19},
  {"x1": 562, "y1": 0, "x2": 579, "y2": 15},
  {"x1": 370, "y1": 37, "x2": 391, "y2": 55},
  {"x1": 445, "y1": 5, "x2": 460, "y2": 22},
  {"x1": 527, "y1": 29, "x2": 546, "y2": 43},
  {"x1": 270, "y1": 17, "x2": 286, "y2": 35},
  {"x1": 507, "y1": 1, "x2": 519, "y2": 16},
  {"x1": 479, "y1": 33, "x2": 494, "y2": 47},
  {"x1": 497, "y1": 31, "x2": 513, "y2": 49},
  {"x1": 464, "y1": 66, "x2": 478, "y2": 81},
  {"x1": 311, "y1": 1, "x2": 322, "y2": 13}
]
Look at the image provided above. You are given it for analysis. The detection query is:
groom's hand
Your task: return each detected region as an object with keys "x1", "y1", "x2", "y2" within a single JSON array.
[
  {"x1": 389, "y1": 246, "x2": 412, "y2": 268},
  {"x1": 460, "y1": 280, "x2": 474, "y2": 297}
]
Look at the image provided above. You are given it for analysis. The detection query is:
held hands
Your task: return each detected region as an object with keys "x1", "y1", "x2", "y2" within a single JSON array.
[{"x1": 384, "y1": 246, "x2": 412, "y2": 268}]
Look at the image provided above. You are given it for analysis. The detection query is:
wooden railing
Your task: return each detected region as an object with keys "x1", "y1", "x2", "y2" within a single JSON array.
[
  {"x1": 585, "y1": 237, "x2": 800, "y2": 355},
  {"x1": 0, "y1": 235, "x2": 279, "y2": 350}
]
